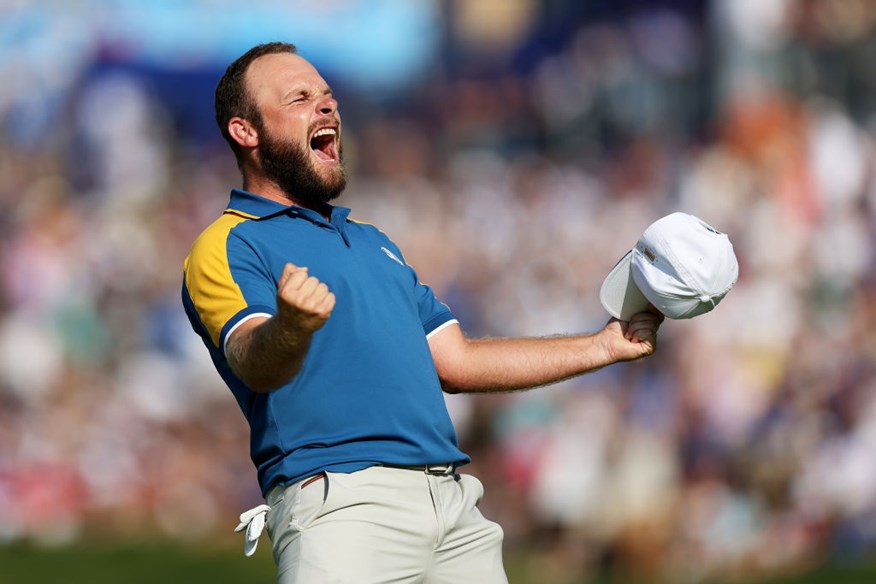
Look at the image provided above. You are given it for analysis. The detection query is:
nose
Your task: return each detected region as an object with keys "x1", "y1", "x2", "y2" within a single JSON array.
[{"x1": 317, "y1": 95, "x2": 338, "y2": 116}]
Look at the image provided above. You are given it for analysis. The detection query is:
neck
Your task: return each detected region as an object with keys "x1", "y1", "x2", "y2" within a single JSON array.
[{"x1": 242, "y1": 174, "x2": 332, "y2": 220}]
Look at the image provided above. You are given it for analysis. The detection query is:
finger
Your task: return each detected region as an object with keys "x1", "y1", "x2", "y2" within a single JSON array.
[
  {"x1": 296, "y1": 275, "x2": 322, "y2": 299},
  {"x1": 315, "y1": 291, "x2": 336, "y2": 316},
  {"x1": 298, "y1": 282, "x2": 330, "y2": 312},
  {"x1": 628, "y1": 323, "x2": 658, "y2": 345},
  {"x1": 637, "y1": 339, "x2": 656, "y2": 356},
  {"x1": 630, "y1": 310, "x2": 662, "y2": 323},
  {"x1": 622, "y1": 319, "x2": 637, "y2": 341},
  {"x1": 627, "y1": 314, "x2": 655, "y2": 331},
  {"x1": 280, "y1": 267, "x2": 311, "y2": 295},
  {"x1": 278, "y1": 263, "x2": 307, "y2": 289},
  {"x1": 311, "y1": 282, "x2": 330, "y2": 304},
  {"x1": 277, "y1": 264, "x2": 293, "y2": 289},
  {"x1": 629, "y1": 330, "x2": 655, "y2": 345},
  {"x1": 627, "y1": 312, "x2": 663, "y2": 333}
]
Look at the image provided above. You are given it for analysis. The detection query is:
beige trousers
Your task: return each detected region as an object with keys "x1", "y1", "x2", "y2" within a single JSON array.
[{"x1": 264, "y1": 465, "x2": 507, "y2": 584}]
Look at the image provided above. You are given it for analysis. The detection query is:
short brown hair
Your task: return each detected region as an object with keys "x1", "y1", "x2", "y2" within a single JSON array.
[{"x1": 214, "y1": 42, "x2": 298, "y2": 164}]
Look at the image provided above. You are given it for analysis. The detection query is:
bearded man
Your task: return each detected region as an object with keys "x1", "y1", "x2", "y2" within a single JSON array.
[{"x1": 182, "y1": 42, "x2": 662, "y2": 584}]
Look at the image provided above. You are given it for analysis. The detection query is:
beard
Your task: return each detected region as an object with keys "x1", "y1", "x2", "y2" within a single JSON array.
[{"x1": 256, "y1": 120, "x2": 347, "y2": 207}]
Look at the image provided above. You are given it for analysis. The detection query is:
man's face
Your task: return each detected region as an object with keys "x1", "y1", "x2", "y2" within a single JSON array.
[{"x1": 245, "y1": 53, "x2": 347, "y2": 205}]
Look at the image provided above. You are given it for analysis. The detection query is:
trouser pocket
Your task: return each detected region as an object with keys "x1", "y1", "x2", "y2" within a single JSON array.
[{"x1": 266, "y1": 472, "x2": 332, "y2": 562}]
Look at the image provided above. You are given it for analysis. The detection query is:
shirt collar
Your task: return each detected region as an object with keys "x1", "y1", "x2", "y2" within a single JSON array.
[
  {"x1": 224, "y1": 189, "x2": 351, "y2": 226},
  {"x1": 225, "y1": 189, "x2": 288, "y2": 219}
]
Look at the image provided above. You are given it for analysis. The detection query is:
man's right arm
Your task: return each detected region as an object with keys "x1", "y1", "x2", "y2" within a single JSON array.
[{"x1": 225, "y1": 263, "x2": 335, "y2": 393}]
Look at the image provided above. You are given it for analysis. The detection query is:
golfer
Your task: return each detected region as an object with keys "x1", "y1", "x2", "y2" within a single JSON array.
[{"x1": 182, "y1": 41, "x2": 663, "y2": 583}]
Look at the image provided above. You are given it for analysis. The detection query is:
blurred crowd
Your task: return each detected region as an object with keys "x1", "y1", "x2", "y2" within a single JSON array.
[{"x1": 3, "y1": 1, "x2": 876, "y2": 582}]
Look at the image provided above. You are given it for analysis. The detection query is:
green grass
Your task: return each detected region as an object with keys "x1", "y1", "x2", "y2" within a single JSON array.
[
  {"x1": 0, "y1": 539, "x2": 277, "y2": 584},
  {"x1": 754, "y1": 563, "x2": 876, "y2": 584},
  {"x1": 1, "y1": 540, "x2": 874, "y2": 584}
]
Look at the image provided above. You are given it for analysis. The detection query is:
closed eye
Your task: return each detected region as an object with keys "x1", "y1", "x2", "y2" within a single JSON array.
[
  {"x1": 283, "y1": 88, "x2": 311, "y2": 105},
  {"x1": 284, "y1": 87, "x2": 333, "y2": 106}
]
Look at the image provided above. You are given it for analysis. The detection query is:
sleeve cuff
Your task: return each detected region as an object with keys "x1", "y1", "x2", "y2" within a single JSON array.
[
  {"x1": 424, "y1": 315, "x2": 458, "y2": 339},
  {"x1": 220, "y1": 304, "x2": 275, "y2": 357}
]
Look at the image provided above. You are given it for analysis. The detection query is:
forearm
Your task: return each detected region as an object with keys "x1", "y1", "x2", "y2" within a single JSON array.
[
  {"x1": 435, "y1": 333, "x2": 613, "y2": 394},
  {"x1": 226, "y1": 264, "x2": 335, "y2": 393},
  {"x1": 226, "y1": 316, "x2": 311, "y2": 392},
  {"x1": 430, "y1": 316, "x2": 661, "y2": 394}
]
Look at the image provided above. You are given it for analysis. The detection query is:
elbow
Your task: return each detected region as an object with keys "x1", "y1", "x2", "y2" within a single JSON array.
[
  {"x1": 435, "y1": 357, "x2": 472, "y2": 394},
  {"x1": 438, "y1": 370, "x2": 467, "y2": 394},
  {"x1": 229, "y1": 362, "x2": 289, "y2": 393},
  {"x1": 227, "y1": 352, "x2": 300, "y2": 393},
  {"x1": 441, "y1": 383, "x2": 463, "y2": 395},
  {"x1": 246, "y1": 378, "x2": 284, "y2": 393}
]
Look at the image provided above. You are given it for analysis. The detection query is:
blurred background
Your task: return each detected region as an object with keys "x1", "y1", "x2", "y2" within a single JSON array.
[{"x1": 3, "y1": 0, "x2": 876, "y2": 582}]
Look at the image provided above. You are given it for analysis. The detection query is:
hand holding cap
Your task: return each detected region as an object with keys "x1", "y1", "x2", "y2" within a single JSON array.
[{"x1": 600, "y1": 212, "x2": 739, "y2": 320}]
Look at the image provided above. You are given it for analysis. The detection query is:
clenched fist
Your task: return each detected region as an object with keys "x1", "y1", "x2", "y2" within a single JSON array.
[
  {"x1": 599, "y1": 310, "x2": 664, "y2": 363},
  {"x1": 275, "y1": 263, "x2": 336, "y2": 334}
]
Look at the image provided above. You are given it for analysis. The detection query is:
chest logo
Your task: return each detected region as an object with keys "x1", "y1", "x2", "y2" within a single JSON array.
[{"x1": 381, "y1": 246, "x2": 405, "y2": 266}]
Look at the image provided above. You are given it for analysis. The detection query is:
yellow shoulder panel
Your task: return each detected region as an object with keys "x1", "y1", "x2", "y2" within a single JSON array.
[{"x1": 183, "y1": 213, "x2": 251, "y2": 348}]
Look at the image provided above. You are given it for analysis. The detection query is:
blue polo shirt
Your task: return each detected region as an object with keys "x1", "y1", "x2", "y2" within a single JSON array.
[{"x1": 182, "y1": 189, "x2": 469, "y2": 495}]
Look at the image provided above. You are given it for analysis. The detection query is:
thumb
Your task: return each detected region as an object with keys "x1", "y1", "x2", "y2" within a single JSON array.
[{"x1": 278, "y1": 263, "x2": 307, "y2": 289}]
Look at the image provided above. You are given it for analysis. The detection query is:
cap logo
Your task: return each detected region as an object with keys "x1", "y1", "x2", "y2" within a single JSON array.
[{"x1": 643, "y1": 247, "x2": 657, "y2": 262}]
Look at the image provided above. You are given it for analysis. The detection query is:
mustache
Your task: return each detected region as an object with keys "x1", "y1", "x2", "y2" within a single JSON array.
[{"x1": 309, "y1": 119, "x2": 341, "y2": 134}]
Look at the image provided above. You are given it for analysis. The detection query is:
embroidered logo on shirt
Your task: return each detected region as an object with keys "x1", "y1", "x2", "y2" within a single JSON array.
[{"x1": 381, "y1": 247, "x2": 405, "y2": 266}]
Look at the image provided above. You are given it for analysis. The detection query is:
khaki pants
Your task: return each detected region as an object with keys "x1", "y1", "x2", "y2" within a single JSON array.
[{"x1": 264, "y1": 465, "x2": 507, "y2": 584}]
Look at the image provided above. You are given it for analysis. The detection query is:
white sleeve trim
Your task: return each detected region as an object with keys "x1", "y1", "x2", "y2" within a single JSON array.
[
  {"x1": 426, "y1": 319, "x2": 459, "y2": 340},
  {"x1": 223, "y1": 312, "x2": 272, "y2": 356}
]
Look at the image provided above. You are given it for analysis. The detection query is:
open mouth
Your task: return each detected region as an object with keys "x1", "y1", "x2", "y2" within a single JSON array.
[{"x1": 310, "y1": 127, "x2": 339, "y2": 163}]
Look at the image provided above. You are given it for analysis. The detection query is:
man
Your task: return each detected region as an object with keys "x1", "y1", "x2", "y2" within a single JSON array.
[{"x1": 182, "y1": 42, "x2": 663, "y2": 583}]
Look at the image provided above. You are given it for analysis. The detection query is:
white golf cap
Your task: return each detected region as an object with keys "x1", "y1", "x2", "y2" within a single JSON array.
[{"x1": 600, "y1": 212, "x2": 739, "y2": 320}]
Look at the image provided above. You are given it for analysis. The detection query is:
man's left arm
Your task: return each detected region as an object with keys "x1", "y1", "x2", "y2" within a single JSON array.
[{"x1": 428, "y1": 312, "x2": 663, "y2": 394}]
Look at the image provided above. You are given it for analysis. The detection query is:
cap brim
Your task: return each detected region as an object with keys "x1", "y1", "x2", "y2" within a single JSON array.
[{"x1": 600, "y1": 251, "x2": 650, "y2": 321}]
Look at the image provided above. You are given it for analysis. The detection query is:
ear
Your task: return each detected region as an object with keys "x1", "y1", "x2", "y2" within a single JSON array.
[{"x1": 229, "y1": 117, "x2": 259, "y2": 149}]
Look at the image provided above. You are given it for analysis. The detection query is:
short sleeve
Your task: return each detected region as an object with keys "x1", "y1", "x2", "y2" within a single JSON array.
[{"x1": 183, "y1": 215, "x2": 276, "y2": 352}]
